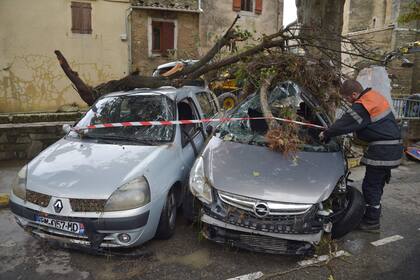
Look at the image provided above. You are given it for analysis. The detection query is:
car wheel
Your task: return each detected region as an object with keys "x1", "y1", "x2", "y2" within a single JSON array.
[
  {"x1": 155, "y1": 189, "x2": 177, "y2": 239},
  {"x1": 332, "y1": 186, "x2": 365, "y2": 239},
  {"x1": 218, "y1": 92, "x2": 238, "y2": 111},
  {"x1": 182, "y1": 189, "x2": 201, "y2": 224}
]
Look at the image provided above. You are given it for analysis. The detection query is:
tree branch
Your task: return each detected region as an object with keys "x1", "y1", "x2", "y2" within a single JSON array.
[
  {"x1": 54, "y1": 50, "x2": 97, "y2": 106},
  {"x1": 168, "y1": 15, "x2": 241, "y2": 79}
]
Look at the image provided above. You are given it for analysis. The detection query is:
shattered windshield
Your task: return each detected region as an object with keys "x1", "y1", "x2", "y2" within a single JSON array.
[
  {"x1": 218, "y1": 83, "x2": 340, "y2": 152},
  {"x1": 70, "y1": 94, "x2": 175, "y2": 144}
]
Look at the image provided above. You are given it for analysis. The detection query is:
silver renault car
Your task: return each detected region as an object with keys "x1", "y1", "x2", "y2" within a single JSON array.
[
  {"x1": 185, "y1": 82, "x2": 365, "y2": 255},
  {"x1": 10, "y1": 86, "x2": 220, "y2": 251}
]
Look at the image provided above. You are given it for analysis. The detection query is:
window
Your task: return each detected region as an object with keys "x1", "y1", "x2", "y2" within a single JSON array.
[
  {"x1": 71, "y1": 2, "x2": 92, "y2": 34},
  {"x1": 151, "y1": 20, "x2": 175, "y2": 56},
  {"x1": 241, "y1": 0, "x2": 253, "y2": 12},
  {"x1": 178, "y1": 98, "x2": 201, "y2": 147},
  {"x1": 233, "y1": 0, "x2": 262, "y2": 14},
  {"x1": 196, "y1": 92, "x2": 218, "y2": 118}
]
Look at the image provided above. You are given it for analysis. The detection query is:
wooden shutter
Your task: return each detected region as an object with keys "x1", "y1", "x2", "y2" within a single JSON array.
[
  {"x1": 233, "y1": 0, "x2": 241, "y2": 11},
  {"x1": 81, "y1": 3, "x2": 92, "y2": 34},
  {"x1": 71, "y1": 2, "x2": 92, "y2": 34},
  {"x1": 161, "y1": 22, "x2": 175, "y2": 56},
  {"x1": 255, "y1": 0, "x2": 263, "y2": 14}
]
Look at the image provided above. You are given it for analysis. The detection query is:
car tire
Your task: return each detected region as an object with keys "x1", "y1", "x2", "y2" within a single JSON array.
[
  {"x1": 155, "y1": 189, "x2": 177, "y2": 240},
  {"x1": 218, "y1": 92, "x2": 238, "y2": 111},
  {"x1": 332, "y1": 186, "x2": 365, "y2": 239},
  {"x1": 182, "y1": 189, "x2": 201, "y2": 224}
]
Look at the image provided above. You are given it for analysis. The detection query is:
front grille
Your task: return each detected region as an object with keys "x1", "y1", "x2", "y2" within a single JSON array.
[
  {"x1": 69, "y1": 198, "x2": 107, "y2": 212},
  {"x1": 205, "y1": 225, "x2": 314, "y2": 255},
  {"x1": 205, "y1": 192, "x2": 322, "y2": 234},
  {"x1": 26, "y1": 190, "x2": 51, "y2": 207},
  {"x1": 204, "y1": 205, "x2": 321, "y2": 234},
  {"x1": 218, "y1": 190, "x2": 313, "y2": 216}
]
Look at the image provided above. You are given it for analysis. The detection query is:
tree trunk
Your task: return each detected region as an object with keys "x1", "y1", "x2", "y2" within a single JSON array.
[
  {"x1": 296, "y1": 0, "x2": 345, "y2": 62},
  {"x1": 259, "y1": 73, "x2": 278, "y2": 129}
]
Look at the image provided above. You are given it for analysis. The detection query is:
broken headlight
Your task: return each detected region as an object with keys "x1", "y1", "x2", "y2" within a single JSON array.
[
  {"x1": 11, "y1": 165, "x2": 27, "y2": 200},
  {"x1": 104, "y1": 177, "x2": 151, "y2": 211},
  {"x1": 189, "y1": 157, "x2": 213, "y2": 204}
]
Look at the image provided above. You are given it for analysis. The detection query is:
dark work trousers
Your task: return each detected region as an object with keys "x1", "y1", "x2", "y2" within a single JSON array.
[{"x1": 361, "y1": 165, "x2": 391, "y2": 222}]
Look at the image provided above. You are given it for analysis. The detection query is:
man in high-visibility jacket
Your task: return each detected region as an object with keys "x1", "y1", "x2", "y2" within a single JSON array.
[{"x1": 320, "y1": 80, "x2": 403, "y2": 231}]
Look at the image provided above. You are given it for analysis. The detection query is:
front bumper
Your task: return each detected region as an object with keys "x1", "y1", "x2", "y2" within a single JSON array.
[
  {"x1": 10, "y1": 201, "x2": 149, "y2": 249},
  {"x1": 199, "y1": 193, "x2": 326, "y2": 255}
]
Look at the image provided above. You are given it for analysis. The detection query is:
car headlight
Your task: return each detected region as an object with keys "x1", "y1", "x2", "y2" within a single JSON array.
[
  {"x1": 12, "y1": 165, "x2": 27, "y2": 200},
  {"x1": 104, "y1": 177, "x2": 151, "y2": 212},
  {"x1": 189, "y1": 157, "x2": 213, "y2": 204}
]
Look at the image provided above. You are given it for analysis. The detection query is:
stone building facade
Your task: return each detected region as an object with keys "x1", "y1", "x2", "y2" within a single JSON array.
[
  {"x1": 342, "y1": 0, "x2": 419, "y2": 97},
  {"x1": 130, "y1": 0, "x2": 284, "y2": 74}
]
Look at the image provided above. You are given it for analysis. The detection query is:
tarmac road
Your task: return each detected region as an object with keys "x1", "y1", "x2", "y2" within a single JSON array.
[{"x1": 0, "y1": 160, "x2": 419, "y2": 280}]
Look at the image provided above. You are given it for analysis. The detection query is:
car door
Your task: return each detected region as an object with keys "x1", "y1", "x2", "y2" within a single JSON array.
[
  {"x1": 194, "y1": 90, "x2": 222, "y2": 137},
  {"x1": 177, "y1": 97, "x2": 205, "y2": 177}
]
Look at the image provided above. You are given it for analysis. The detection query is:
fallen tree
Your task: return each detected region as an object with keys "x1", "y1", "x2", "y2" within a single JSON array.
[
  {"x1": 55, "y1": 15, "x2": 379, "y2": 107},
  {"x1": 55, "y1": 15, "x2": 381, "y2": 154}
]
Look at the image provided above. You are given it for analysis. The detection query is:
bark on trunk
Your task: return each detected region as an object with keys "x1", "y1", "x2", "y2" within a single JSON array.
[
  {"x1": 259, "y1": 73, "x2": 278, "y2": 129},
  {"x1": 296, "y1": 0, "x2": 345, "y2": 62}
]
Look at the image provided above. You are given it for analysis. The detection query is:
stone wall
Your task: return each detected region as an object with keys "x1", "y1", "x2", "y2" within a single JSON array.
[
  {"x1": 131, "y1": 9, "x2": 200, "y2": 75},
  {"x1": 0, "y1": 123, "x2": 68, "y2": 161},
  {"x1": 342, "y1": 0, "x2": 420, "y2": 97},
  {"x1": 130, "y1": 1, "x2": 283, "y2": 74},
  {"x1": 199, "y1": 0, "x2": 283, "y2": 53},
  {"x1": 0, "y1": 112, "x2": 82, "y2": 160}
]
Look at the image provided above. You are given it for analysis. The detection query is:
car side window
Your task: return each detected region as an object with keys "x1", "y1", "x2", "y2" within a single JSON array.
[
  {"x1": 208, "y1": 91, "x2": 220, "y2": 114},
  {"x1": 178, "y1": 98, "x2": 202, "y2": 147},
  {"x1": 196, "y1": 92, "x2": 217, "y2": 118}
]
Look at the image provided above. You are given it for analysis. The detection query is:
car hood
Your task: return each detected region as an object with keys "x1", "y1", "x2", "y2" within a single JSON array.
[
  {"x1": 27, "y1": 139, "x2": 167, "y2": 199},
  {"x1": 203, "y1": 137, "x2": 345, "y2": 204}
]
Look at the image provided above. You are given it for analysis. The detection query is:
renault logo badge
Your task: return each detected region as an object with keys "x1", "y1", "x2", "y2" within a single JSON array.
[{"x1": 53, "y1": 199, "x2": 63, "y2": 213}]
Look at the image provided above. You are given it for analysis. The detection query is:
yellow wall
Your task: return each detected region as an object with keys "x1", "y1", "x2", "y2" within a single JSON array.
[{"x1": 0, "y1": 0, "x2": 130, "y2": 113}]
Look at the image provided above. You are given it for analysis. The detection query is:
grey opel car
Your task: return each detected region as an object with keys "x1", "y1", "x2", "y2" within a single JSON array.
[
  {"x1": 185, "y1": 82, "x2": 365, "y2": 255},
  {"x1": 9, "y1": 86, "x2": 220, "y2": 251}
]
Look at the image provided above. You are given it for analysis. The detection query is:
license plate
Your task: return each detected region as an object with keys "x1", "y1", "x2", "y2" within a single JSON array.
[{"x1": 35, "y1": 215, "x2": 85, "y2": 235}]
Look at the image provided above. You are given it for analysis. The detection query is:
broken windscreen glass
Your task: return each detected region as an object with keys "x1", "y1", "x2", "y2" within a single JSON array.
[
  {"x1": 70, "y1": 94, "x2": 175, "y2": 144},
  {"x1": 218, "y1": 83, "x2": 340, "y2": 152}
]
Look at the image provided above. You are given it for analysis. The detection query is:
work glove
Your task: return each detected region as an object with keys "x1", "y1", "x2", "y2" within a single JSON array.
[
  {"x1": 319, "y1": 131, "x2": 325, "y2": 141},
  {"x1": 318, "y1": 131, "x2": 330, "y2": 143}
]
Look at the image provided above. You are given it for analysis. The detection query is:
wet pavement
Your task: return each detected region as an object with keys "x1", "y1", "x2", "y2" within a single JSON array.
[{"x1": 0, "y1": 160, "x2": 419, "y2": 280}]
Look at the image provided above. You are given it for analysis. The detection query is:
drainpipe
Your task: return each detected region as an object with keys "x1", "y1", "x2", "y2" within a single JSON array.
[
  {"x1": 126, "y1": 7, "x2": 133, "y2": 74},
  {"x1": 198, "y1": 0, "x2": 203, "y2": 12},
  {"x1": 277, "y1": 0, "x2": 281, "y2": 30}
]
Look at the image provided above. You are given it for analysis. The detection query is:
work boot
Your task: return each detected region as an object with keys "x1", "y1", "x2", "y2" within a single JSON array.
[{"x1": 357, "y1": 219, "x2": 380, "y2": 232}]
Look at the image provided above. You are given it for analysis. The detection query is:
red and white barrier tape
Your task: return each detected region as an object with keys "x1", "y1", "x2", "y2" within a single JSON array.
[{"x1": 75, "y1": 116, "x2": 326, "y2": 131}]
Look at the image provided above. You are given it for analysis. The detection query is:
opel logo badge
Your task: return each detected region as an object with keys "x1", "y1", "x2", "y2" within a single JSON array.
[
  {"x1": 253, "y1": 202, "x2": 269, "y2": 218},
  {"x1": 53, "y1": 199, "x2": 63, "y2": 213}
]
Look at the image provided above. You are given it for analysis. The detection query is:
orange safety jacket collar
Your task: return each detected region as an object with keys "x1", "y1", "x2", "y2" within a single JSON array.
[{"x1": 355, "y1": 88, "x2": 392, "y2": 123}]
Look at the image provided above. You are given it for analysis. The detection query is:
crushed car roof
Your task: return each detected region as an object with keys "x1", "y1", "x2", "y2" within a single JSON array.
[{"x1": 102, "y1": 86, "x2": 206, "y2": 100}]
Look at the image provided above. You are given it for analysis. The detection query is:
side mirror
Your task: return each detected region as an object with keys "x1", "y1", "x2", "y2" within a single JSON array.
[
  {"x1": 206, "y1": 125, "x2": 214, "y2": 136},
  {"x1": 62, "y1": 124, "x2": 72, "y2": 134}
]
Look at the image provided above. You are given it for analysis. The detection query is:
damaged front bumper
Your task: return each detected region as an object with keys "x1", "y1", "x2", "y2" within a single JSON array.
[{"x1": 199, "y1": 192, "x2": 329, "y2": 255}]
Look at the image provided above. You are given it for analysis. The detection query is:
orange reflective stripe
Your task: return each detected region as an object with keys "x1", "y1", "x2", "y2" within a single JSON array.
[{"x1": 355, "y1": 90, "x2": 390, "y2": 122}]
